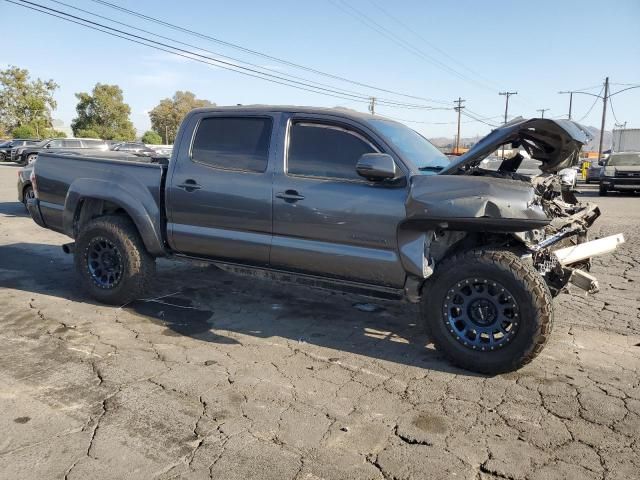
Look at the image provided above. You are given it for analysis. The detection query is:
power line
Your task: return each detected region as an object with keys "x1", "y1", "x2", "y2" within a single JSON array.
[
  {"x1": 609, "y1": 96, "x2": 620, "y2": 124},
  {"x1": 576, "y1": 85, "x2": 604, "y2": 122},
  {"x1": 7, "y1": 0, "x2": 444, "y2": 110},
  {"x1": 364, "y1": 0, "x2": 503, "y2": 91},
  {"x1": 460, "y1": 110, "x2": 500, "y2": 128},
  {"x1": 47, "y1": 0, "x2": 440, "y2": 108},
  {"x1": 328, "y1": 0, "x2": 495, "y2": 93},
  {"x1": 378, "y1": 114, "x2": 502, "y2": 125},
  {"x1": 89, "y1": 0, "x2": 447, "y2": 105}
]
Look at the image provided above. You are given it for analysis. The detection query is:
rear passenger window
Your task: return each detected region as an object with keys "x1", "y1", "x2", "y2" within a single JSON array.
[
  {"x1": 191, "y1": 117, "x2": 272, "y2": 172},
  {"x1": 63, "y1": 140, "x2": 82, "y2": 148},
  {"x1": 287, "y1": 123, "x2": 376, "y2": 180}
]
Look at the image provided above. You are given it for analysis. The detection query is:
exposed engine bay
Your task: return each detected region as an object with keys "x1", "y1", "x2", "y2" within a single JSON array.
[{"x1": 401, "y1": 117, "x2": 625, "y2": 299}]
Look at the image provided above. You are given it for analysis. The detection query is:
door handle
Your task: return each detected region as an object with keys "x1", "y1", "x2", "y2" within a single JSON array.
[
  {"x1": 276, "y1": 190, "x2": 305, "y2": 202},
  {"x1": 176, "y1": 179, "x2": 202, "y2": 192}
]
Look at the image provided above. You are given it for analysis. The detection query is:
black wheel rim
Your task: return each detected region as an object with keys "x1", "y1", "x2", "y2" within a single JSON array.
[
  {"x1": 443, "y1": 278, "x2": 520, "y2": 351},
  {"x1": 86, "y1": 237, "x2": 123, "y2": 289}
]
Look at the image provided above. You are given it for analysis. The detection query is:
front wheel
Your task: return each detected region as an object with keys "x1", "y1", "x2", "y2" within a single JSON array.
[
  {"x1": 599, "y1": 185, "x2": 608, "y2": 196},
  {"x1": 0, "y1": 152, "x2": 6, "y2": 162},
  {"x1": 74, "y1": 215, "x2": 155, "y2": 305},
  {"x1": 421, "y1": 249, "x2": 553, "y2": 374}
]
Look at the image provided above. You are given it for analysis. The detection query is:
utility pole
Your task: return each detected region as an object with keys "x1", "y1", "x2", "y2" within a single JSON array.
[
  {"x1": 536, "y1": 108, "x2": 550, "y2": 118},
  {"x1": 368, "y1": 97, "x2": 376, "y2": 115},
  {"x1": 165, "y1": 125, "x2": 169, "y2": 144},
  {"x1": 499, "y1": 91, "x2": 517, "y2": 124},
  {"x1": 597, "y1": 77, "x2": 609, "y2": 163},
  {"x1": 454, "y1": 97, "x2": 465, "y2": 154},
  {"x1": 558, "y1": 90, "x2": 574, "y2": 119},
  {"x1": 499, "y1": 91, "x2": 517, "y2": 158}
]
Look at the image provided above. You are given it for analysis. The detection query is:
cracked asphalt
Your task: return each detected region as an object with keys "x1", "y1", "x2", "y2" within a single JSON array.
[{"x1": 1, "y1": 162, "x2": 639, "y2": 480}]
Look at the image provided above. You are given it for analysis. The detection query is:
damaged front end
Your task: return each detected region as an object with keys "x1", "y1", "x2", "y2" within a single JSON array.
[
  {"x1": 401, "y1": 117, "x2": 624, "y2": 298},
  {"x1": 513, "y1": 174, "x2": 620, "y2": 295}
]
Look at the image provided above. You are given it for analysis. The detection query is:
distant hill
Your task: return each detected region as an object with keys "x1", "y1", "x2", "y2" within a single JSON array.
[
  {"x1": 583, "y1": 126, "x2": 612, "y2": 151},
  {"x1": 429, "y1": 125, "x2": 612, "y2": 152}
]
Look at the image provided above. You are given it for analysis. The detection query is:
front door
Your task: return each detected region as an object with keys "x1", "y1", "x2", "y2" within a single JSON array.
[
  {"x1": 167, "y1": 114, "x2": 275, "y2": 265},
  {"x1": 271, "y1": 118, "x2": 407, "y2": 287}
]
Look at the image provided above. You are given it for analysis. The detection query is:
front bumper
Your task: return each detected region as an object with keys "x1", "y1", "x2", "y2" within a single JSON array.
[{"x1": 26, "y1": 197, "x2": 47, "y2": 229}]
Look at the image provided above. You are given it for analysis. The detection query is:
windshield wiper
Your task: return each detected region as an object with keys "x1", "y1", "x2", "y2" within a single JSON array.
[{"x1": 418, "y1": 165, "x2": 444, "y2": 171}]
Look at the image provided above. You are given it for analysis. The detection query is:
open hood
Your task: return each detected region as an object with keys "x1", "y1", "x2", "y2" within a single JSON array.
[{"x1": 439, "y1": 117, "x2": 593, "y2": 174}]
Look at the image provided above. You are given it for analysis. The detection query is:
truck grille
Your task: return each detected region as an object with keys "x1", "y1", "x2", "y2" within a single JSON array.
[
  {"x1": 617, "y1": 171, "x2": 640, "y2": 178},
  {"x1": 10, "y1": 148, "x2": 17, "y2": 161}
]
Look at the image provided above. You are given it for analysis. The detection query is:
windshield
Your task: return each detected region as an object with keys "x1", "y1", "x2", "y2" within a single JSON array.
[
  {"x1": 368, "y1": 119, "x2": 449, "y2": 173},
  {"x1": 608, "y1": 153, "x2": 640, "y2": 166}
]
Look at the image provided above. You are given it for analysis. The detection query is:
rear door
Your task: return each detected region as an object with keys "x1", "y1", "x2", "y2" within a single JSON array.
[
  {"x1": 270, "y1": 115, "x2": 407, "y2": 287},
  {"x1": 167, "y1": 112, "x2": 276, "y2": 265}
]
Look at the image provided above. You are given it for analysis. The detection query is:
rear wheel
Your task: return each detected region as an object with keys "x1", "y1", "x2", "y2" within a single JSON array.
[
  {"x1": 22, "y1": 185, "x2": 34, "y2": 207},
  {"x1": 0, "y1": 152, "x2": 6, "y2": 162},
  {"x1": 74, "y1": 215, "x2": 155, "y2": 305},
  {"x1": 421, "y1": 249, "x2": 553, "y2": 374}
]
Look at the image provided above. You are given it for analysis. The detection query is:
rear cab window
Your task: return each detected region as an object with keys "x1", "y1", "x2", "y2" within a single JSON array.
[
  {"x1": 191, "y1": 116, "x2": 273, "y2": 173},
  {"x1": 286, "y1": 122, "x2": 377, "y2": 181}
]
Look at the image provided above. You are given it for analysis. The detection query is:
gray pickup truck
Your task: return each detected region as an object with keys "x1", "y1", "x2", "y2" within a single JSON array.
[{"x1": 27, "y1": 106, "x2": 623, "y2": 373}]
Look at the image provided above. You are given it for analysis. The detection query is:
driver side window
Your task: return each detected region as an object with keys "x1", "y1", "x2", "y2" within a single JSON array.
[{"x1": 287, "y1": 122, "x2": 377, "y2": 181}]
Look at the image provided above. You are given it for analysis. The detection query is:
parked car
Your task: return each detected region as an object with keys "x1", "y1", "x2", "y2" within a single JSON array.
[
  {"x1": 111, "y1": 142, "x2": 158, "y2": 156},
  {"x1": 14, "y1": 138, "x2": 109, "y2": 165},
  {"x1": 26, "y1": 107, "x2": 622, "y2": 374},
  {"x1": 585, "y1": 160, "x2": 603, "y2": 183},
  {"x1": 599, "y1": 152, "x2": 640, "y2": 195},
  {"x1": 1, "y1": 139, "x2": 40, "y2": 162}
]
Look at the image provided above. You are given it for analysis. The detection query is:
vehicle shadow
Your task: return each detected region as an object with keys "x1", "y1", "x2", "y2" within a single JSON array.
[
  {"x1": 0, "y1": 242, "x2": 480, "y2": 377},
  {"x1": 0, "y1": 201, "x2": 29, "y2": 217}
]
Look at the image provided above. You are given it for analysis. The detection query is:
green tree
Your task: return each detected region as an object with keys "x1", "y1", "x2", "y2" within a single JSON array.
[
  {"x1": 149, "y1": 91, "x2": 214, "y2": 144},
  {"x1": 0, "y1": 66, "x2": 58, "y2": 137},
  {"x1": 12, "y1": 124, "x2": 37, "y2": 138},
  {"x1": 141, "y1": 130, "x2": 162, "y2": 144},
  {"x1": 75, "y1": 128, "x2": 101, "y2": 138},
  {"x1": 71, "y1": 83, "x2": 136, "y2": 141},
  {"x1": 48, "y1": 129, "x2": 66, "y2": 138}
]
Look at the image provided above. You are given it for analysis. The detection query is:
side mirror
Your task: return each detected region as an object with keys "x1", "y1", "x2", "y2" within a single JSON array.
[
  {"x1": 356, "y1": 153, "x2": 397, "y2": 181},
  {"x1": 597, "y1": 159, "x2": 605, "y2": 166},
  {"x1": 45, "y1": 144, "x2": 51, "y2": 149}
]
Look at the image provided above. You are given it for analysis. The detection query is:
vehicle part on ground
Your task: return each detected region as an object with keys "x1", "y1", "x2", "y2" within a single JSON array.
[{"x1": 421, "y1": 249, "x2": 553, "y2": 373}]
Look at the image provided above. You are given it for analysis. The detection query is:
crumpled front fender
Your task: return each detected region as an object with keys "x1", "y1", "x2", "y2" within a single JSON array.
[{"x1": 404, "y1": 175, "x2": 550, "y2": 232}]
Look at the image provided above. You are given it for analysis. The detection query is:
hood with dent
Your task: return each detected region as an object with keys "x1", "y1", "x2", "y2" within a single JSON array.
[
  {"x1": 406, "y1": 174, "x2": 549, "y2": 229},
  {"x1": 439, "y1": 117, "x2": 593, "y2": 175}
]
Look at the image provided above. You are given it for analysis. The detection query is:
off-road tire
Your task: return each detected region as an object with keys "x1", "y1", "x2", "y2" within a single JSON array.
[
  {"x1": 420, "y1": 248, "x2": 553, "y2": 374},
  {"x1": 22, "y1": 185, "x2": 34, "y2": 208},
  {"x1": 599, "y1": 185, "x2": 608, "y2": 196},
  {"x1": 74, "y1": 215, "x2": 155, "y2": 305}
]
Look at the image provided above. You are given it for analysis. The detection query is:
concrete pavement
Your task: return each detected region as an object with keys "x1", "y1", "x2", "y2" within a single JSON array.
[{"x1": 1, "y1": 162, "x2": 639, "y2": 479}]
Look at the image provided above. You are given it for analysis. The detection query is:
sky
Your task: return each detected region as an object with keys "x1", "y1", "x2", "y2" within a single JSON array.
[{"x1": 2, "y1": 0, "x2": 639, "y2": 140}]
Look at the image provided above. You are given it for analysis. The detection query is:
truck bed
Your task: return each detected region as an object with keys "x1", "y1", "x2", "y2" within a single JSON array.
[{"x1": 31, "y1": 152, "x2": 167, "y2": 254}]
